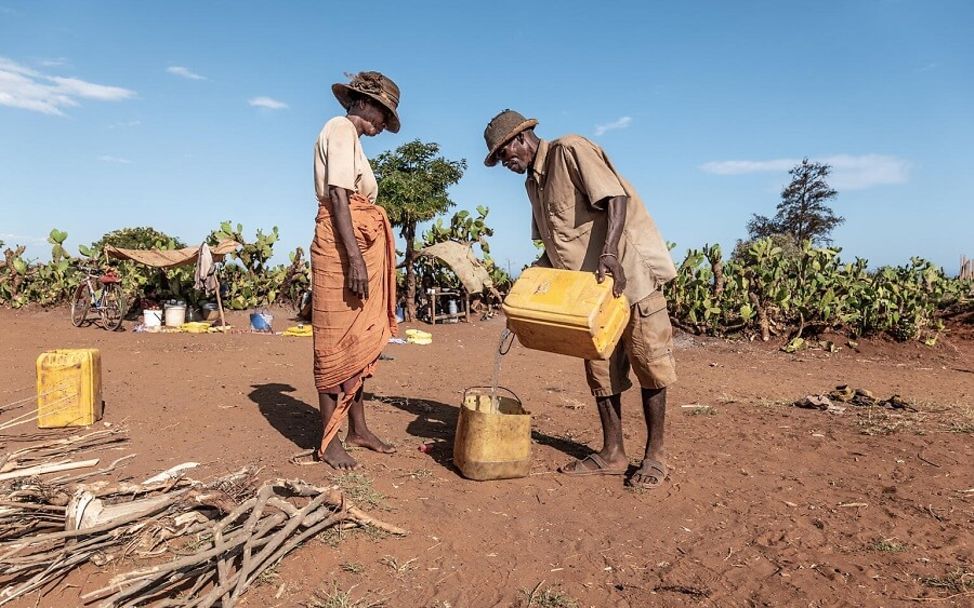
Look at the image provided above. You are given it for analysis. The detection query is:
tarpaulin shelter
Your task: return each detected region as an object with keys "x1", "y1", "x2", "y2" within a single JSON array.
[
  {"x1": 417, "y1": 241, "x2": 494, "y2": 294},
  {"x1": 106, "y1": 240, "x2": 241, "y2": 329},
  {"x1": 104, "y1": 240, "x2": 240, "y2": 269}
]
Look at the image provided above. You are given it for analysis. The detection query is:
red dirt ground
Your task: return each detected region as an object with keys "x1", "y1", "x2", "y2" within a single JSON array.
[{"x1": 1, "y1": 307, "x2": 972, "y2": 607}]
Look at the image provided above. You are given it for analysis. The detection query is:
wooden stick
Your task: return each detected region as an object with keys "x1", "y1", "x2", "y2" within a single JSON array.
[
  {"x1": 214, "y1": 274, "x2": 227, "y2": 333},
  {"x1": 0, "y1": 459, "x2": 99, "y2": 482}
]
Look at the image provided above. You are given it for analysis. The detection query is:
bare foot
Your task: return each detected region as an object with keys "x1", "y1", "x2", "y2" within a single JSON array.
[
  {"x1": 346, "y1": 430, "x2": 397, "y2": 454},
  {"x1": 318, "y1": 441, "x2": 359, "y2": 470}
]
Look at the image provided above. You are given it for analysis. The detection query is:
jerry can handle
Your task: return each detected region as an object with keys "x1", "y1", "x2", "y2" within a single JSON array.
[
  {"x1": 498, "y1": 329, "x2": 516, "y2": 355},
  {"x1": 463, "y1": 386, "x2": 521, "y2": 406}
]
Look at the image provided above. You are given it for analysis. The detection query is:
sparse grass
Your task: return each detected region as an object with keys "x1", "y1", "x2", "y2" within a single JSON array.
[
  {"x1": 318, "y1": 524, "x2": 354, "y2": 547},
  {"x1": 332, "y1": 472, "x2": 386, "y2": 509},
  {"x1": 255, "y1": 560, "x2": 282, "y2": 586},
  {"x1": 341, "y1": 561, "x2": 365, "y2": 574},
  {"x1": 518, "y1": 584, "x2": 579, "y2": 608},
  {"x1": 307, "y1": 583, "x2": 385, "y2": 608},
  {"x1": 920, "y1": 568, "x2": 974, "y2": 594},
  {"x1": 869, "y1": 537, "x2": 906, "y2": 553},
  {"x1": 682, "y1": 405, "x2": 716, "y2": 416},
  {"x1": 317, "y1": 523, "x2": 391, "y2": 548},
  {"x1": 379, "y1": 555, "x2": 417, "y2": 578},
  {"x1": 856, "y1": 409, "x2": 913, "y2": 436},
  {"x1": 400, "y1": 468, "x2": 434, "y2": 480}
]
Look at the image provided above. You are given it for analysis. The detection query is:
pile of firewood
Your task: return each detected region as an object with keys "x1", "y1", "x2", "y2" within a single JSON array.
[{"x1": 0, "y1": 429, "x2": 405, "y2": 607}]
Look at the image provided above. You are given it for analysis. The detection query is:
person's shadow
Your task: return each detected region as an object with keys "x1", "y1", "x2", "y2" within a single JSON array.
[
  {"x1": 248, "y1": 383, "x2": 319, "y2": 450},
  {"x1": 247, "y1": 383, "x2": 592, "y2": 471},
  {"x1": 367, "y1": 392, "x2": 591, "y2": 469}
]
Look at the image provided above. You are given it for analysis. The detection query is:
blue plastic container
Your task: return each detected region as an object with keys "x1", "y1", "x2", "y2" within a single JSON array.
[{"x1": 250, "y1": 310, "x2": 273, "y2": 332}]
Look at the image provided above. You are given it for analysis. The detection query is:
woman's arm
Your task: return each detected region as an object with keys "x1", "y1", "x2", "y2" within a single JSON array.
[{"x1": 328, "y1": 185, "x2": 369, "y2": 300}]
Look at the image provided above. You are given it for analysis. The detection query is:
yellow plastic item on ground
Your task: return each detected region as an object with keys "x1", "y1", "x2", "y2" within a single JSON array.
[
  {"x1": 405, "y1": 328, "x2": 432, "y2": 345},
  {"x1": 35, "y1": 349, "x2": 103, "y2": 428},
  {"x1": 453, "y1": 387, "x2": 531, "y2": 481},
  {"x1": 282, "y1": 325, "x2": 313, "y2": 337},
  {"x1": 180, "y1": 322, "x2": 212, "y2": 334},
  {"x1": 503, "y1": 267, "x2": 630, "y2": 360}
]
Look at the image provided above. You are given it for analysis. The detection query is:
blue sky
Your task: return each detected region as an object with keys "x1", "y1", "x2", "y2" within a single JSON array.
[{"x1": 1, "y1": 0, "x2": 972, "y2": 274}]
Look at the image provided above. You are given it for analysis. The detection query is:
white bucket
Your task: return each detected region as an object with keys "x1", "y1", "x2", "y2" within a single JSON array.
[
  {"x1": 144, "y1": 309, "x2": 163, "y2": 328},
  {"x1": 164, "y1": 305, "x2": 186, "y2": 327}
]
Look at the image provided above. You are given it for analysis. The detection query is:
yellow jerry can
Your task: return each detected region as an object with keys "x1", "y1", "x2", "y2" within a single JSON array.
[
  {"x1": 453, "y1": 387, "x2": 531, "y2": 481},
  {"x1": 35, "y1": 349, "x2": 103, "y2": 428},
  {"x1": 502, "y1": 267, "x2": 630, "y2": 360}
]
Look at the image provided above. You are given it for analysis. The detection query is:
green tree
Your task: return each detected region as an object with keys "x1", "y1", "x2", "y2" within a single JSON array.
[
  {"x1": 747, "y1": 159, "x2": 844, "y2": 246},
  {"x1": 373, "y1": 140, "x2": 466, "y2": 320},
  {"x1": 85, "y1": 226, "x2": 186, "y2": 258}
]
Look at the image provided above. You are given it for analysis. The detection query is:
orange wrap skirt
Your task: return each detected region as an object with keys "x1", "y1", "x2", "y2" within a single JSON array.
[{"x1": 311, "y1": 193, "x2": 398, "y2": 447}]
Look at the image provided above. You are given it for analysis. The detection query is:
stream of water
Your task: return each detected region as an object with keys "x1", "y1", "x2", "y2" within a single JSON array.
[{"x1": 490, "y1": 328, "x2": 513, "y2": 412}]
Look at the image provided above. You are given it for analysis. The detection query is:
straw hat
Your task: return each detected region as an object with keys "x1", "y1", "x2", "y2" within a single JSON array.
[
  {"x1": 483, "y1": 109, "x2": 538, "y2": 166},
  {"x1": 332, "y1": 71, "x2": 401, "y2": 133}
]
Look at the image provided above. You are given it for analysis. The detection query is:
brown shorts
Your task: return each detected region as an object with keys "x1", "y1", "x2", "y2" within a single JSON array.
[{"x1": 584, "y1": 290, "x2": 677, "y2": 397}]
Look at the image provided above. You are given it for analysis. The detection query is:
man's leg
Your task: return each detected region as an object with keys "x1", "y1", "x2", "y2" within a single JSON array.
[
  {"x1": 345, "y1": 383, "x2": 396, "y2": 454},
  {"x1": 560, "y1": 345, "x2": 632, "y2": 475},
  {"x1": 318, "y1": 392, "x2": 358, "y2": 470},
  {"x1": 595, "y1": 392, "x2": 628, "y2": 464},
  {"x1": 629, "y1": 387, "x2": 667, "y2": 487},
  {"x1": 627, "y1": 291, "x2": 677, "y2": 488}
]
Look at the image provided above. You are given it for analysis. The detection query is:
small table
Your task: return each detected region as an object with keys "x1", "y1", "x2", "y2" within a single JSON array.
[{"x1": 427, "y1": 287, "x2": 469, "y2": 323}]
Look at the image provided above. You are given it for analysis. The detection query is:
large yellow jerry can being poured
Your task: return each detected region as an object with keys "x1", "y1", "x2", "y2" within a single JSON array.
[
  {"x1": 503, "y1": 268, "x2": 630, "y2": 360},
  {"x1": 35, "y1": 349, "x2": 103, "y2": 428}
]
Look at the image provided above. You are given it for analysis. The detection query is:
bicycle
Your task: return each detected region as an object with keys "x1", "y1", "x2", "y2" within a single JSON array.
[{"x1": 71, "y1": 266, "x2": 127, "y2": 331}]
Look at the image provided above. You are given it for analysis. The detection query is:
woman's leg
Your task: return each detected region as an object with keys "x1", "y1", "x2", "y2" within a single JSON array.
[
  {"x1": 345, "y1": 382, "x2": 397, "y2": 454},
  {"x1": 317, "y1": 392, "x2": 359, "y2": 470}
]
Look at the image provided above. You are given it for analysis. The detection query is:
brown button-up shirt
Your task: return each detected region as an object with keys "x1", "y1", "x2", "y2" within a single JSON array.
[{"x1": 526, "y1": 135, "x2": 678, "y2": 304}]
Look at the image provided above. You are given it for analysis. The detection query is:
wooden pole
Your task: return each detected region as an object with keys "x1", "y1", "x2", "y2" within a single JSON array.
[{"x1": 214, "y1": 273, "x2": 227, "y2": 333}]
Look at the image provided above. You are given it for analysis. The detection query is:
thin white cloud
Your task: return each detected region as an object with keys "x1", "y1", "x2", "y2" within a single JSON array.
[
  {"x1": 97, "y1": 155, "x2": 133, "y2": 164},
  {"x1": 594, "y1": 116, "x2": 632, "y2": 136},
  {"x1": 0, "y1": 56, "x2": 136, "y2": 116},
  {"x1": 0, "y1": 233, "x2": 46, "y2": 245},
  {"x1": 108, "y1": 119, "x2": 141, "y2": 129},
  {"x1": 39, "y1": 57, "x2": 69, "y2": 68},
  {"x1": 166, "y1": 65, "x2": 206, "y2": 81},
  {"x1": 248, "y1": 96, "x2": 288, "y2": 110},
  {"x1": 699, "y1": 154, "x2": 910, "y2": 190}
]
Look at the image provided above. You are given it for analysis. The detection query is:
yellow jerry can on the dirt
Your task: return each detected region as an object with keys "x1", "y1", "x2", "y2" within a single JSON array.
[
  {"x1": 35, "y1": 349, "x2": 103, "y2": 428},
  {"x1": 502, "y1": 267, "x2": 630, "y2": 360},
  {"x1": 453, "y1": 387, "x2": 531, "y2": 481}
]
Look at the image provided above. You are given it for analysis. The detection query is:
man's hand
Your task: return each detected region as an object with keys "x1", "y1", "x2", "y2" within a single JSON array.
[
  {"x1": 597, "y1": 254, "x2": 626, "y2": 298},
  {"x1": 347, "y1": 253, "x2": 369, "y2": 300}
]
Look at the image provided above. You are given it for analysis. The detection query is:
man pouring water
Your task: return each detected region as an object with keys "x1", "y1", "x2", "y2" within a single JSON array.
[{"x1": 483, "y1": 110, "x2": 678, "y2": 488}]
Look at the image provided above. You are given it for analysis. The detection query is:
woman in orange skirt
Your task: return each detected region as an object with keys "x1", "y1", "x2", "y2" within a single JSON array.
[{"x1": 311, "y1": 71, "x2": 400, "y2": 469}]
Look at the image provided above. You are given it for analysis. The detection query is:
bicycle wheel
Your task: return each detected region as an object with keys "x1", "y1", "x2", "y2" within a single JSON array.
[
  {"x1": 101, "y1": 284, "x2": 127, "y2": 331},
  {"x1": 71, "y1": 284, "x2": 91, "y2": 327}
]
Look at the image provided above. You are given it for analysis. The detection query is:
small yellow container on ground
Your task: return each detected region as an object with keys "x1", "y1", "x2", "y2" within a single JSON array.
[
  {"x1": 453, "y1": 387, "x2": 531, "y2": 481},
  {"x1": 502, "y1": 267, "x2": 630, "y2": 360},
  {"x1": 35, "y1": 349, "x2": 103, "y2": 428}
]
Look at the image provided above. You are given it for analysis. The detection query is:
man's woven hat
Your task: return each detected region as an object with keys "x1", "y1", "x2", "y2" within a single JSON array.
[
  {"x1": 483, "y1": 109, "x2": 538, "y2": 166},
  {"x1": 332, "y1": 71, "x2": 401, "y2": 133}
]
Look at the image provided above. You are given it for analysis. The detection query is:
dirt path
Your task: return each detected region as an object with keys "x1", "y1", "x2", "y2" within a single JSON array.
[{"x1": 1, "y1": 307, "x2": 972, "y2": 607}]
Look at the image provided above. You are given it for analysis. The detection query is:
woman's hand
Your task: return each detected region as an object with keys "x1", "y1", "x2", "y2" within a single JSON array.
[{"x1": 348, "y1": 252, "x2": 369, "y2": 300}]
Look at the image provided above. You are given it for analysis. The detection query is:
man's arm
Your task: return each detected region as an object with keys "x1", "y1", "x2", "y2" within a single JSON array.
[{"x1": 597, "y1": 196, "x2": 628, "y2": 298}]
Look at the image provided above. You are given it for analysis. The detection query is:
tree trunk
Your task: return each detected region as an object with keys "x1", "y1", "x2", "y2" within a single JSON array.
[
  {"x1": 750, "y1": 291, "x2": 770, "y2": 342},
  {"x1": 711, "y1": 258, "x2": 724, "y2": 297},
  {"x1": 404, "y1": 222, "x2": 417, "y2": 322}
]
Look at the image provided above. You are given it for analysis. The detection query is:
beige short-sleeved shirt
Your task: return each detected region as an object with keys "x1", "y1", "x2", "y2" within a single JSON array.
[
  {"x1": 526, "y1": 136, "x2": 678, "y2": 304},
  {"x1": 313, "y1": 116, "x2": 378, "y2": 204}
]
